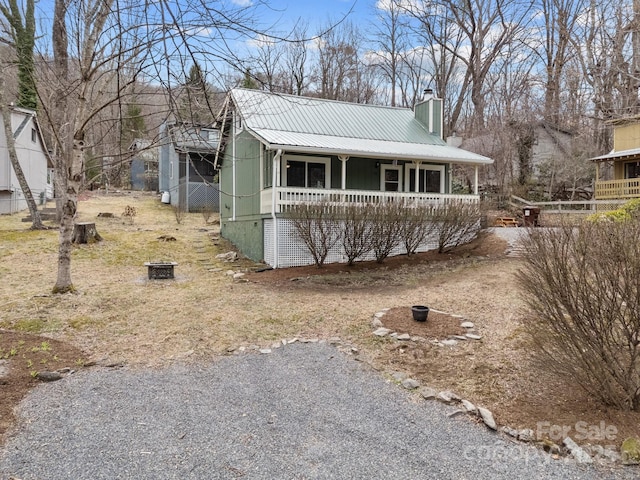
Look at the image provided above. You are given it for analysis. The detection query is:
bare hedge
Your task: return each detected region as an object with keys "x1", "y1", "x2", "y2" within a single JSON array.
[
  {"x1": 430, "y1": 202, "x2": 482, "y2": 253},
  {"x1": 288, "y1": 201, "x2": 341, "y2": 268},
  {"x1": 518, "y1": 221, "x2": 640, "y2": 411},
  {"x1": 341, "y1": 204, "x2": 373, "y2": 266},
  {"x1": 288, "y1": 199, "x2": 481, "y2": 267}
]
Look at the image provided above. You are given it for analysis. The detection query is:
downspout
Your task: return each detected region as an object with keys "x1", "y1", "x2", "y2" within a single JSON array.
[
  {"x1": 271, "y1": 149, "x2": 283, "y2": 268},
  {"x1": 232, "y1": 116, "x2": 237, "y2": 221}
]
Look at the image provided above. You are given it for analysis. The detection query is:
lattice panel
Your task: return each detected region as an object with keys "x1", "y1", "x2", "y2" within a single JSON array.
[
  {"x1": 183, "y1": 182, "x2": 220, "y2": 213},
  {"x1": 264, "y1": 218, "x2": 451, "y2": 268}
]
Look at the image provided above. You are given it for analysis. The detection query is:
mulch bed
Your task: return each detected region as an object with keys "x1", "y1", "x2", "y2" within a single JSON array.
[{"x1": 380, "y1": 307, "x2": 467, "y2": 339}]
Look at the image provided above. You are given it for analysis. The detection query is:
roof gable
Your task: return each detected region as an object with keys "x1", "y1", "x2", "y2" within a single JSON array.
[
  {"x1": 221, "y1": 89, "x2": 492, "y2": 165},
  {"x1": 231, "y1": 88, "x2": 446, "y2": 146},
  {"x1": 2, "y1": 106, "x2": 54, "y2": 168}
]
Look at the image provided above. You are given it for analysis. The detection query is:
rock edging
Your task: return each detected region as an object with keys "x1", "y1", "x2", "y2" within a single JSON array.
[
  {"x1": 371, "y1": 308, "x2": 482, "y2": 347},
  {"x1": 373, "y1": 308, "x2": 629, "y2": 467}
]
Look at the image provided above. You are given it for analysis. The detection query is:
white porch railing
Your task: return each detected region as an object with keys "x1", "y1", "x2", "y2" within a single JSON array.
[{"x1": 261, "y1": 187, "x2": 479, "y2": 214}]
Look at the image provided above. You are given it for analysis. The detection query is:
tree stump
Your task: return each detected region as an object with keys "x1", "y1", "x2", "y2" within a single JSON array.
[{"x1": 72, "y1": 222, "x2": 103, "y2": 244}]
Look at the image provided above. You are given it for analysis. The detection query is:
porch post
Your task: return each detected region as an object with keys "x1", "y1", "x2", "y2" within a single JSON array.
[
  {"x1": 474, "y1": 165, "x2": 479, "y2": 195},
  {"x1": 338, "y1": 155, "x2": 349, "y2": 190},
  {"x1": 414, "y1": 160, "x2": 422, "y2": 192},
  {"x1": 272, "y1": 149, "x2": 283, "y2": 269}
]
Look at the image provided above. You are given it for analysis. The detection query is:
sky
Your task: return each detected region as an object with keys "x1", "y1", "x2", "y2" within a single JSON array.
[{"x1": 245, "y1": 0, "x2": 374, "y2": 33}]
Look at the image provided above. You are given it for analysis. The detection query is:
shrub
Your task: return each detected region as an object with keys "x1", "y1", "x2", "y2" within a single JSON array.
[
  {"x1": 201, "y1": 205, "x2": 213, "y2": 224},
  {"x1": 588, "y1": 198, "x2": 640, "y2": 223},
  {"x1": 122, "y1": 205, "x2": 137, "y2": 224},
  {"x1": 430, "y1": 201, "x2": 481, "y2": 253},
  {"x1": 341, "y1": 204, "x2": 372, "y2": 266},
  {"x1": 173, "y1": 205, "x2": 186, "y2": 224},
  {"x1": 369, "y1": 200, "x2": 404, "y2": 263},
  {"x1": 288, "y1": 201, "x2": 340, "y2": 268},
  {"x1": 400, "y1": 202, "x2": 431, "y2": 255},
  {"x1": 517, "y1": 221, "x2": 640, "y2": 411}
]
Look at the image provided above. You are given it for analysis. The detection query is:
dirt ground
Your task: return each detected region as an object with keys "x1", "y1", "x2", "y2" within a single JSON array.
[
  {"x1": 0, "y1": 331, "x2": 87, "y2": 442},
  {"x1": 1, "y1": 192, "x2": 639, "y2": 453}
]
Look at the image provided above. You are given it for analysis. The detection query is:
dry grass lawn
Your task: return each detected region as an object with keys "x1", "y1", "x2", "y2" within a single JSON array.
[{"x1": 1, "y1": 191, "x2": 639, "y2": 455}]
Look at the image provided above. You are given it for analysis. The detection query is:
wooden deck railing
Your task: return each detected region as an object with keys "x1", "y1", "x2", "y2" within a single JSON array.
[{"x1": 595, "y1": 179, "x2": 640, "y2": 200}]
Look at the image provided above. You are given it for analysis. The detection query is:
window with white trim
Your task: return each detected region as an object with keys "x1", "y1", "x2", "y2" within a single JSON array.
[
  {"x1": 380, "y1": 164, "x2": 402, "y2": 192},
  {"x1": 405, "y1": 165, "x2": 445, "y2": 193},
  {"x1": 282, "y1": 156, "x2": 331, "y2": 188}
]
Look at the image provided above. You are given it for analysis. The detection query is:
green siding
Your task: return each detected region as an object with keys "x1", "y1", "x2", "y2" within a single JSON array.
[
  {"x1": 219, "y1": 128, "x2": 266, "y2": 262},
  {"x1": 221, "y1": 218, "x2": 264, "y2": 262},
  {"x1": 346, "y1": 157, "x2": 380, "y2": 190},
  {"x1": 414, "y1": 99, "x2": 443, "y2": 139},
  {"x1": 432, "y1": 101, "x2": 442, "y2": 138}
]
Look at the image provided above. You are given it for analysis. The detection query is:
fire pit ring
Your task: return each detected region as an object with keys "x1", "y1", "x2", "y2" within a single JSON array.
[{"x1": 144, "y1": 262, "x2": 178, "y2": 280}]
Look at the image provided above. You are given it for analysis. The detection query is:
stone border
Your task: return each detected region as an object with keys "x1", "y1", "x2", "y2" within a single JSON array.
[
  {"x1": 371, "y1": 308, "x2": 482, "y2": 346},
  {"x1": 370, "y1": 307, "x2": 629, "y2": 467}
]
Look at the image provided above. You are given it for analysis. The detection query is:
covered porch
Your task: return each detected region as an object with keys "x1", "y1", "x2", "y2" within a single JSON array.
[
  {"x1": 594, "y1": 178, "x2": 640, "y2": 200},
  {"x1": 592, "y1": 149, "x2": 640, "y2": 200},
  {"x1": 255, "y1": 150, "x2": 484, "y2": 216}
]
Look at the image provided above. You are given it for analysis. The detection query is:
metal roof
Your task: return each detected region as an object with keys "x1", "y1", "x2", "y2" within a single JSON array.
[
  {"x1": 590, "y1": 147, "x2": 640, "y2": 162},
  {"x1": 230, "y1": 89, "x2": 493, "y2": 165}
]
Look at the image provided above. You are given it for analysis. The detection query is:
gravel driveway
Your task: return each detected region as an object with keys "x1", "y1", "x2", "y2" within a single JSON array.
[{"x1": 0, "y1": 343, "x2": 634, "y2": 479}]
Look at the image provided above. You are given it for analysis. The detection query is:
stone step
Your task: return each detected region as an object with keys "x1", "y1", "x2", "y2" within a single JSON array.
[{"x1": 22, "y1": 212, "x2": 58, "y2": 222}]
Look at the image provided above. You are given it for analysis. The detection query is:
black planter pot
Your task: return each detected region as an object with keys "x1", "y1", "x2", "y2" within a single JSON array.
[{"x1": 411, "y1": 305, "x2": 429, "y2": 322}]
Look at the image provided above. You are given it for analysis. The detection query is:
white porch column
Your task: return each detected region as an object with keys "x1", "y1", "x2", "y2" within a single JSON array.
[
  {"x1": 474, "y1": 165, "x2": 479, "y2": 195},
  {"x1": 413, "y1": 160, "x2": 422, "y2": 192},
  {"x1": 271, "y1": 149, "x2": 283, "y2": 269},
  {"x1": 338, "y1": 155, "x2": 349, "y2": 190}
]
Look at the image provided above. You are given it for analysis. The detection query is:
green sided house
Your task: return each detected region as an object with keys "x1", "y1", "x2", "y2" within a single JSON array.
[{"x1": 215, "y1": 88, "x2": 493, "y2": 268}]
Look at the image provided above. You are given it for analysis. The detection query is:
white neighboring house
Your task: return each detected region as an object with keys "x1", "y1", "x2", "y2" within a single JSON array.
[{"x1": 0, "y1": 106, "x2": 54, "y2": 214}]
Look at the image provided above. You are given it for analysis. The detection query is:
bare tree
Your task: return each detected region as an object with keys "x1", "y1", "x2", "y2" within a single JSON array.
[
  {"x1": 0, "y1": 77, "x2": 43, "y2": 229},
  {"x1": 250, "y1": 35, "x2": 286, "y2": 92},
  {"x1": 538, "y1": 0, "x2": 586, "y2": 126},
  {"x1": 315, "y1": 20, "x2": 365, "y2": 102},
  {"x1": 370, "y1": 0, "x2": 409, "y2": 107},
  {"x1": 42, "y1": 0, "x2": 273, "y2": 293},
  {"x1": 572, "y1": 0, "x2": 639, "y2": 148},
  {"x1": 409, "y1": 0, "x2": 533, "y2": 134},
  {"x1": 405, "y1": 2, "x2": 469, "y2": 133},
  {"x1": 283, "y1": 23, "x2": 310, "y2": 95}
]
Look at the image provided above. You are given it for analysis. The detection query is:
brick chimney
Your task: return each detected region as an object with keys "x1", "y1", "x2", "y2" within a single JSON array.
[{"x1": 414, "y1": 89, "x2": 443, "y2": 139}]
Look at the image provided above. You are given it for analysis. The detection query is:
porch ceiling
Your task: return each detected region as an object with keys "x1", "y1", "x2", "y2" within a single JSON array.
[{"x1": 250, "y1": 128, "x2": 494, "y2": 165}]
